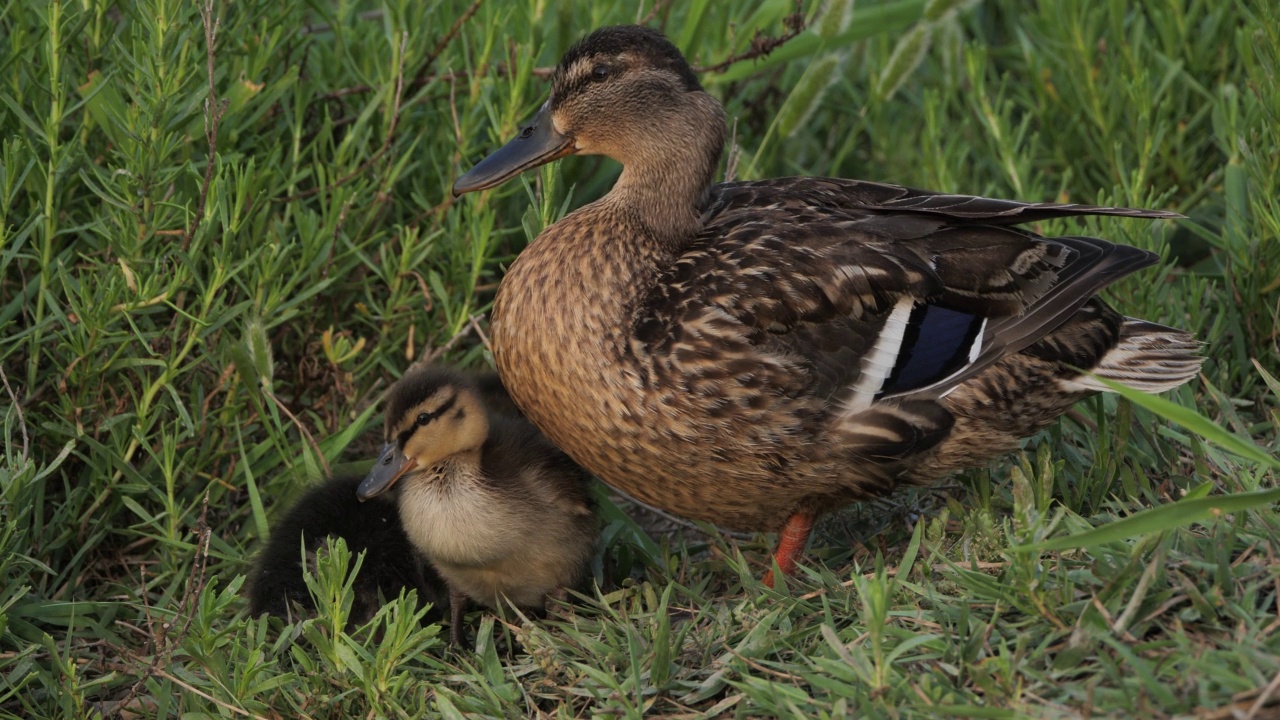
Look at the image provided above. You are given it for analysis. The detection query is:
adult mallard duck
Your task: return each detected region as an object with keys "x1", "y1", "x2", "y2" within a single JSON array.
[
  {"x1": 357, "y1": 365, "x2": 598, "y2": 645},
  {"x1": 451, "y1": 26, "x2": 1202, "y2": 585}
]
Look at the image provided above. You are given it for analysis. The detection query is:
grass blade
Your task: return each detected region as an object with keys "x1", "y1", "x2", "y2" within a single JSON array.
[{"x1": 1015, "y1": 485, "x2": 1280, "y2": 552}]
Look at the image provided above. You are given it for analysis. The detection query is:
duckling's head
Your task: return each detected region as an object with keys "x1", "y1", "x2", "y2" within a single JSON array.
[
  {"x1": 453, "y1": 25, "x2": 726, "y2": 196},
  {"x1": 356, "y1": 367, "x2": 489, "y2": 501}
]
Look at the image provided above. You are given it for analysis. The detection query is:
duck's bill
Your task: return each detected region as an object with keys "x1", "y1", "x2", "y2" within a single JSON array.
[
  {"x1": 357, "y1": 443, "x2": 418, "y2": 500},
  {"x1": 452, "y1": 104, "x2": 574, "y2": 195}
]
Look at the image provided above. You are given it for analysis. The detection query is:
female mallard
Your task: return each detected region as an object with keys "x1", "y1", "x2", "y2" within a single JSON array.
[
  {"x1": 356, "y1": 365, "x2": 597, "y2": 645},
  {"x1": 451, "y1": 26, "x2": 1202, "y2": 584}
]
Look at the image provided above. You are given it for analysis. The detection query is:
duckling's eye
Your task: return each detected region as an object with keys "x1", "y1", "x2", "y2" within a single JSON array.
[
  {"x1": 590, "y1": 64, "x2": 611, "y2": 81},
  {"x1": 416, "y1": 412, "x2": 432, "y2": 426}
]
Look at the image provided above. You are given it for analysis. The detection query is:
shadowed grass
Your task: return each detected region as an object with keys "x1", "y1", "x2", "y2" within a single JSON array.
[{"x1": 1, "y1": 0, "x2": 1277, "y2": 717}]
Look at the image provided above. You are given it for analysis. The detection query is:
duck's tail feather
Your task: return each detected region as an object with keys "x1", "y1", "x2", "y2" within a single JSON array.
[{"x1": 1059, "y1": 318, "x2": 1203, "y2": 394}]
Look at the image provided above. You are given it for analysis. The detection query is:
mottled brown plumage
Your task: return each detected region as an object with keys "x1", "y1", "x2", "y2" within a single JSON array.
[
  {"x1": 452, "y1": 26, "x2": 1202, "y2": 579},
  {"x1": 358, "y1": 365, "x2": 597, "y2": 644}
]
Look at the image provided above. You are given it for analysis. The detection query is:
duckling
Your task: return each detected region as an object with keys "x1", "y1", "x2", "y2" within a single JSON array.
[
  {"x1": 450, "y1": 25, "x2": 1203, "y2": 585},
  {"x1": 246, "y1": 473, "x2": 447, "y2": 627},
  {"x1": 356, "y1": 365, "x2": 597, "y2": 646}
]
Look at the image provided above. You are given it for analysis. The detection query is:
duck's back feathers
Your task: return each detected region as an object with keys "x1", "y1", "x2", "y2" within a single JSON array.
[
  {"x1": 247, "y1": 475, "x2": 446, "y2": 625},
  {"x1": 624, "y1": 177, "x2": 1201, "y2": 510},
  {"x1": 708, "y1": 177, "x2": 1182, "y2": 225},
  {"x1": 641, "y1": 179, "x2": 1178, "y2": 411}
]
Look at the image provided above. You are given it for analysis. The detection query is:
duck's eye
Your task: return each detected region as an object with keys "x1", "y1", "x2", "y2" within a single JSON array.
[
  {"x1": 590, "y1": 64, "x2": 611, "y2": 81},
  {"x1": 416, "y1": 412, "x2": 432, "y2": 426}
]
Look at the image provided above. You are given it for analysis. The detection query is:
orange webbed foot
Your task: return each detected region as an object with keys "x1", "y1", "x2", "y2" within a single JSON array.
[{"x1": 762, "y1": 511, "x2": 814, "y2": 588}]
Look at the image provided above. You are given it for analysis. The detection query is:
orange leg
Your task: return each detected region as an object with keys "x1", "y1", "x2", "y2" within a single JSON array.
[{"x1": 762, "y1": 511, "x2": 814, "y2": 588}]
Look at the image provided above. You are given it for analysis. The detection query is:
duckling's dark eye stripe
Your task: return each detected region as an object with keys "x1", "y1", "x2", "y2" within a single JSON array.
[
  {"x1": 396, "y1": 426, "x2": 415, "y2": 448},
  {"x1": 396, "y1": 394, "x2": 457, "y2": 446}
]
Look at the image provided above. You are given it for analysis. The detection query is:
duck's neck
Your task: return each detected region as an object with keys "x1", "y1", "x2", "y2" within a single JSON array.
[{"x1": 605, "y1": 92, "x2": 727, "y2": 249}]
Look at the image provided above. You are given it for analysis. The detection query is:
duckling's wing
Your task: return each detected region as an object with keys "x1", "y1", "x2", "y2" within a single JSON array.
[
  {"x1": 247, "y1": 475, "x2": 445, "y2": 619},
  {"x1": 641, "y1": 178, "x2": 1169, "y2": 415},
  {"x1": 481, "y1": 415, "x2": 594, "y2": 506}
]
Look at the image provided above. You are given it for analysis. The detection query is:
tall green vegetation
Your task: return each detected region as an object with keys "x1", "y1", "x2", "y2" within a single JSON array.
[{"x1": 0, "y1": 0, "x2": 1276, "y2": 716}]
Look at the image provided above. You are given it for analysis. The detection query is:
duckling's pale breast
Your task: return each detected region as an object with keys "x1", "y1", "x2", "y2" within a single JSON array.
[
  {"x1": 398, "y1": 465, "x2": 516, "y2": 566},
  {"x1": 397, "y1": 462, "x2": 592, "y2": 609},
  {"x1": 491, "y1": 206, "x2": 849, "y2": 531}
]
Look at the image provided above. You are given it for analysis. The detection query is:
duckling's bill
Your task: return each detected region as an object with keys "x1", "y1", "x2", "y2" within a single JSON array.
[
  {"x1": 357, "y1": 443, "x2": 418, "y2": 500},
  {"x1": 453, "y1": 104, "x2": 574, "y2": 195}
]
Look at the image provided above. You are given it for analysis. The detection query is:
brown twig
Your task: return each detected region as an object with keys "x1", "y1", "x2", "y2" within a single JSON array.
[
  {"x1": 314, "y1": 6, "x2": 805, "y2": 107},
  {"x1": 110, "y1": 494, "x2": 213, "y2": 719},
  {"x1": 279, "y1": 31, "x2": 410, "y2": 204},
  {"x1": 796, "y1": 561, "x2": 1010, "y2": 601},
  {"x1": 722, "y1": 645, "x2": 807, "y2": 682},
  {"x1": 315, "y1": 65, "x2": 554, "y2": 104},
  {"x1": 638, "y1": 0, "x2": 676, "y2": 25},
  {"x1": 466, "y1": 313, "x2": 494, "y2": 355},
  {"x1": 411, "y1": 0, "x2": 484, "y2": 88},
  {"x1": 263, "y1": 388, "x2": 332, "y2": 477},
  {"x1": 1247, "y1": 668, "x2": 1280, "y2": 720},
  {"x1": 0, "y1": 363, "x2": 29, "y2": 462},
  {"x1": 149, "y1": 667, "x2": 271, "y2": 719},
  {"x1": 281, "y1": 5, "x2": 483, "y2": 205},
  {"x1": 398, "y1": 270, "x2": 435, "y2": 313},
  {"x1": 185, "y1": 0, "x2": 227, "y2": 251},
  {"x1": 1065, "y1": 408, "x2": 1099, "y2": 432},
  {"x1": 199, "y1": 363, "x2": 237, "y2": 420},
  {"x1": 299, "y1": 9, "x2": 385, "y2": 36},
  {"x1": 416, "y1": 321, "x2": 476, "y2": 368},
  {"x1": 696, "y1": 2, "x2": 807, "y2": 75},
  {"x1": 138, "y1": 564, "x2": 157, "y2": 656}
]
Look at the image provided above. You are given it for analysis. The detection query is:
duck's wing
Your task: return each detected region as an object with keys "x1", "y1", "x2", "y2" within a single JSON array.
[
  {"x1": 639, "y1": 178, "x2": 1172, "y2": 423},
  {"x1": 715, "y1": 177, "x2": 1182, "y2": 225}
]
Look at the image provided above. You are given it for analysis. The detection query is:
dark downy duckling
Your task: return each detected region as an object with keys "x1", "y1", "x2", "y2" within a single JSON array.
[
  {"x1": 246, "y1": 473, "x2": 447, "y2": 627},
  {"x1": 451, "y1": 26, "x2": 1203, "y2": 585},
  {"x1": 357, "y1": 365, "x2": 597, "y2": 646}
]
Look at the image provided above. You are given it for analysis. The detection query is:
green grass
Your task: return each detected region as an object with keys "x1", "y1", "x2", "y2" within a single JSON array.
[{"x1": 2, "y1": 0, "x2": 1278, "y2": 716}]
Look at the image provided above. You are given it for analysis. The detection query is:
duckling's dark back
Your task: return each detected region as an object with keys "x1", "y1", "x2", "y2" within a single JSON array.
[
  {"x1": 473, "y1": 370, "x2": 525, "y2": 419},
  {"x1": 247, "y1": 474, "x2": 447, "y2": 625},
  {"x1": 481, "y1": 413, "x2": 595, "y2": 509}
]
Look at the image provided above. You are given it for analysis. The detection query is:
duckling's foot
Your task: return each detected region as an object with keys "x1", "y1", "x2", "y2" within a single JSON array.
[
  {"x1": 762, "y1": 512, "x2": 814, "y2": 588},
  {"x1": 448, "y1": 589, "x2": 470, "y2": 648}
]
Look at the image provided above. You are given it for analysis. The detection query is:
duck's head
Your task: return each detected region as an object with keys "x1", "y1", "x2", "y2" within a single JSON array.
[
  {"x1": 453, "y1": 25, "x2": 726, "y2": 196},
  {"x1": 357, "y1": 367, "x2": 490, "y2": 501}
]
